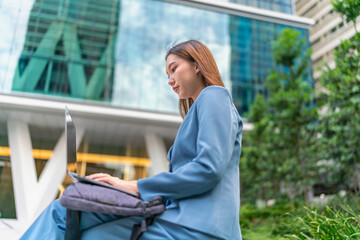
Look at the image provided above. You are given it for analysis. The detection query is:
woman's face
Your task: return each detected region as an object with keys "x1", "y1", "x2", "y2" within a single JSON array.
[{"x1": 166, "y1": 54, "x2": 205, "y2": 100}]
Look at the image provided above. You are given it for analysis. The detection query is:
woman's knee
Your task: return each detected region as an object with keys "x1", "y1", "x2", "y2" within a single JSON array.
[
  {"x1": 48, "y1": 199, "x2": 66, "y2": 218},
  {"x1": 50, "y1": 199, "x2": 62, "y2": 209}
]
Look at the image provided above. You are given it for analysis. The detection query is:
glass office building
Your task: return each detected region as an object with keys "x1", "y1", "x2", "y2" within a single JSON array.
[
  {"x1": 1, "y1": 0, "x2": 312, "y2": 114},
  {"x1": 0, "y1": 0, "x2": 313, "y2": 236}
]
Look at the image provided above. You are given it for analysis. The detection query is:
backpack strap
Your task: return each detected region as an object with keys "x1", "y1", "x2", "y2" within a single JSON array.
[
  {"x1": 129, "y1": 215, "x2": 156, "y2": 240},
  {"x1": 64, "y1": 209, "x2": 81, "y2": 240}
]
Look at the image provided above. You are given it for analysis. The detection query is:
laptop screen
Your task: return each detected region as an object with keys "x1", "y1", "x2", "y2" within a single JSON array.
[{"x1": 65, "y1": 106, "x2": 77, "y2": 173}]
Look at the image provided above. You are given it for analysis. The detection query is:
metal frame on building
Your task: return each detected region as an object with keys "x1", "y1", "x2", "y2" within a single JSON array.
[{"x1": 162, "y1": 0, "x2": 314, "y2": 29}]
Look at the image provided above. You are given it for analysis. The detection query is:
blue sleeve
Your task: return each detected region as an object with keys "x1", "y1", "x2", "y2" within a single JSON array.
[{"x1": 137, "y1": 88, "x2": 236, "y2": 201}]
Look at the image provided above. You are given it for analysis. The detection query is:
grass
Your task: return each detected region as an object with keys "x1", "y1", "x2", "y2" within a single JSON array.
[
  {"x1": 240, "y1": 201, "x2": 294, "y2": 240},
  {"x1": 242, "y1": 221, "x2": 285, "y2": 240},
  {"x1": 285, "y1": 204, "x2": 360, "y2": 239},
  {"x1": 240, "y1": 199, "x2": 360, "y2": 240}
]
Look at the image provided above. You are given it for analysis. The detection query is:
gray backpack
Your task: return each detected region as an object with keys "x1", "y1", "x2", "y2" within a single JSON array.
[{"x1": 60, "y1": 182, "x2": 165, "y2": 240}]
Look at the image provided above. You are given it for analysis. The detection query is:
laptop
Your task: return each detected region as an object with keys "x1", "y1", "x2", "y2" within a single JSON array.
[{"x1": 65, "y1": 106, "x2": 140, "y2": 198}]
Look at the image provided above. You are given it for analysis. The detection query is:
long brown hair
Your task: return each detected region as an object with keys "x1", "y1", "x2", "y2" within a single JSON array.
[{"x1": 166, "y1": 40, "x2": 225, "y2": 119}]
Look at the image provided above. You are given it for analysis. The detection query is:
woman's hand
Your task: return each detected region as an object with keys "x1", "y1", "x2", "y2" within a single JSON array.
[{"x1": 87, "y1": 173, "x2": 139, "y2": 195}]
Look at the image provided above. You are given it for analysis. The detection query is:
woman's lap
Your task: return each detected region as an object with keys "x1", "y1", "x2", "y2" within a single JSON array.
[
  {"x1": 22, "y1": 199, "x2": 219, "y2": 239},
  {"x1": 143, "y1": 218, "x2": 218, "y2": 240},
  {"x1": 82, "y1": 217, "x2": 217, "y2": 240}
]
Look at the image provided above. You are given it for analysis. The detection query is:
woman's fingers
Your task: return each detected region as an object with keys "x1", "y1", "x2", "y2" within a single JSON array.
[
  {"x1": 85, "y1": 173, "x2": 139, "y2": 195},
  {"x1": 87, "y1": 173, "x2": 110, "y2": 180},
  {"x1": 95, "y1": 176, "x2": 118, "y2": 185},
  {"x1": 87, "y1": 173, "x2": 122, "y2": 186},
  {"x1": 94, "y1": 177, "x2": 111, "y2": 184}
]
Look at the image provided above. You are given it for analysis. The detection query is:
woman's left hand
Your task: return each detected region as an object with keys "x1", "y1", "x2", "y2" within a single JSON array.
[{"x1": 87, "y1": 173, "x2": 139, "y2": 195}]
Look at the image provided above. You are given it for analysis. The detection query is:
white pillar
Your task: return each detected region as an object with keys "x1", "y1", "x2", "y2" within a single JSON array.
[
  {"x1": 144, "y1": 133, "x2": 168, "y2": 176},
  {"x1": 7, "y1": 121, "x2": 37, "y2": 225},
  {"x1": 7, "y1": 121, "x2": 84, "y2": 230}
]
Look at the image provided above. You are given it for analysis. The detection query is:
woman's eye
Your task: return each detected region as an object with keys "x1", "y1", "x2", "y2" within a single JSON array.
[{"x1": 171, "y1": 67, "x2": 177, "y2": 72}]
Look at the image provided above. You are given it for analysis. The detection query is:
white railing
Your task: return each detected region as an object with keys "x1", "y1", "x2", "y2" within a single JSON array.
[
  {"x1": 311, "y1": 11, "x2": 339, "y2": 34},
  {"x1": 304, "y1": 0, "x2": 329, "y2": 18}
]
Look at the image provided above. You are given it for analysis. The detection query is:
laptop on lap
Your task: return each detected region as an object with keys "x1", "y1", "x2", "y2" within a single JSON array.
[{"x1": 65, "y1": 106, "x2": 139, "y2": 198}]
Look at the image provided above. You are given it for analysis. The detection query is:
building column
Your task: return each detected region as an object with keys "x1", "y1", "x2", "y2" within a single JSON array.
[
  {"x1": 7, "y1": 121, "x2": 84, "y2": 230},
  {"x1": 7, "y1": 121, "x2": 37, "y2": 226},
  {"x1": 144, "y1": 133, "x2": 168, "y2": 176}
]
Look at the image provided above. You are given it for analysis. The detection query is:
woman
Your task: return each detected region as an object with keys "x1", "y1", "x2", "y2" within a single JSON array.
[{"x1": 21, "y1": 40, "x2": 243, "y2": 239}]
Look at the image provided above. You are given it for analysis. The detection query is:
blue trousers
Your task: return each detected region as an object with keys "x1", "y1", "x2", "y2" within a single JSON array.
[{"x1": 20, "y1": 199, "x2": 219, "y2": 239}]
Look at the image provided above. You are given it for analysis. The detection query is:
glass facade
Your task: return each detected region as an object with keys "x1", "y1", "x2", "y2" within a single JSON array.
[
  {"x1": 10, "y1": 0, "x2": 120, "y2": 101},
  {"x1": 112, "y1": 0, "x2": 231, "y2": 113},
  {"x1": 229, "y1": 0, "x2": 293, "y2": 14},
  {"x1": 229, "y1": 17, "x2": 311, "y2": 113},
  {"x1": 0, "y1": 0, "x2": 310, "y2": 116}
]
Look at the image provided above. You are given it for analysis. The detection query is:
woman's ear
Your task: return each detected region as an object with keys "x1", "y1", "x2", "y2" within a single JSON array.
[{"x1": 194, "y1": 63, "x2": 200, "y2": 73}]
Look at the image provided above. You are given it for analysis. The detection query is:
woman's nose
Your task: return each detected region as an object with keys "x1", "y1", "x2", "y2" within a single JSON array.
[{"x1": 168, "y1": 77, "x2": 175, "y2": 86}]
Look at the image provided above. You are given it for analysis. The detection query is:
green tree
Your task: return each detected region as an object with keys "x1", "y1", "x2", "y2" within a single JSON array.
[
  {"x1": 240, "y1": 95, "x2": 277, "y2": 203},
  {"x1": 267, "y1": 29, "x2": 318, "y2": 207},
  {"x1": 242, "y1": 29, "x2": 318, "y2": 208},
  {"x1": 318, "y1": 0, "x2": 360, "y2": 194},
  {"x1": 332, "y1": 0, "x2": 360, "y2": 33}
]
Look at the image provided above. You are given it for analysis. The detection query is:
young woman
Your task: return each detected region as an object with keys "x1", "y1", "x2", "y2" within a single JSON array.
[{"x1": 21, "y1": 40, "x2": 243, "y2": 239}]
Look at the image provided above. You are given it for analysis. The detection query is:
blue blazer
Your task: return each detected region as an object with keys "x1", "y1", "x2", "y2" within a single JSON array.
[{"x1": 138, "y1": 86, "x2": 243, "y2": 239}]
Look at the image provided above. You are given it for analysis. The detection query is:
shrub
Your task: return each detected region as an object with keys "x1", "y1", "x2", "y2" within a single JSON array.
[
  {"x1": 284, "y1": 204, "x2": 360, "y2": 239},
  {"x1": 240, "y1": 202, "x2": 293, "y2": 230}
]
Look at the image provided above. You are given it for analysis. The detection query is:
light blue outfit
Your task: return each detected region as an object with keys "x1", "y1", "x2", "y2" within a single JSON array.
[{"x1": 20, "y1": 86, "x2": 243, "y2": 240}]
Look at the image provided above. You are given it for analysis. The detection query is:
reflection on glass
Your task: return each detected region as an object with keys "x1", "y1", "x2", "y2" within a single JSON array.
[
  {"x1": 112, "y1": 0, "x2": 231, "y2": 113},
  {"x1": 0, "y1": 0, "x2": 310, "y2": 115},
  {"x1": 229, "y1": 0, "x2": 293, "y2": 14}
]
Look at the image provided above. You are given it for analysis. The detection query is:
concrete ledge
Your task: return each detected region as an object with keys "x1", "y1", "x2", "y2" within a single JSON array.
[{"x1": 0, "y1": 219, "x2": 24, "y2": 240}]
